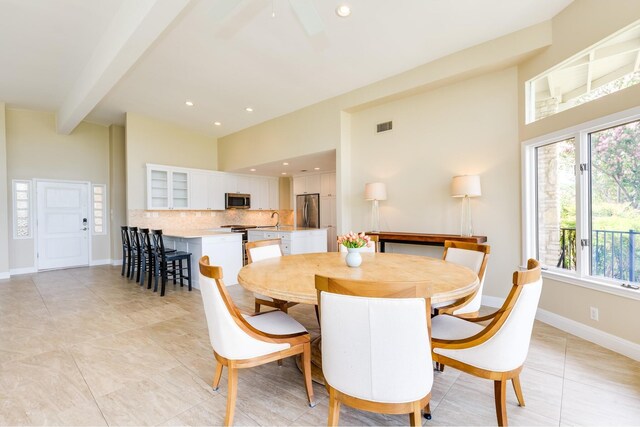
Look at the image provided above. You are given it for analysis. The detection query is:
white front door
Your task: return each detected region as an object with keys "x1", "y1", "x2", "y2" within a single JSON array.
[{"x1": 36, "y1": 181, "x2": 90, "y2": 270}]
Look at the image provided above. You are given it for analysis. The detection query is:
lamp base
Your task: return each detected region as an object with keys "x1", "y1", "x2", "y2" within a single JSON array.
[{"x1": 460, "y1": 196, "x2": 473, "y2": 237}]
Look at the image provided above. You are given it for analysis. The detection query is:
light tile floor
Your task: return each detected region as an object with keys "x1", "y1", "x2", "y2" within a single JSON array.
[{"x1": 1, "y1": 265, "x2": 639, "y2": 426}]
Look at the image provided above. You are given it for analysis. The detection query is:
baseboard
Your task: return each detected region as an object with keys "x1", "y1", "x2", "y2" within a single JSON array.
[
  {"x1": 9, "y1": 266, "x2": 37, "y2": 276},
  {"x1": 0, "y1": 272, "x2": 9, "y2": 280},
  {"x1": 536, "y1": 308, "x2": 640, "y2": 362},
  {"x1": 90, "y1": 259, "x2": 112, "y2": 266},
  {"x1": 482, "y1": 295, "x2": 640, "y2": 362}
]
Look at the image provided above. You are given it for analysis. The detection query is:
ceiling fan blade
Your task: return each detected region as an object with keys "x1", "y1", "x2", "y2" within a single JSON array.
[{"x1": 289, "y1": 0, "x2": 324, "y2": 37}]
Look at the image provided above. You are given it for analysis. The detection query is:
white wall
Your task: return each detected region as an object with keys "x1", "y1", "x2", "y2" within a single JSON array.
[
  {"x1": 348, "y1": 68, "x2": 520, "y2": 297},
  {"x1": 0, "y1": 103, "x2": 9, "y2": 277}
]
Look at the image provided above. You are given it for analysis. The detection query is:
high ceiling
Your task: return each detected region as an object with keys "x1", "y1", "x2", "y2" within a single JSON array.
[{"x1": 0, "y1": 0, "x2": 573, "y2": 138}]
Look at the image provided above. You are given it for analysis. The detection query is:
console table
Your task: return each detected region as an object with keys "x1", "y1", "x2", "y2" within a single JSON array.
[{"x1": 366, "y1": 231, "x2": 487, "y2": 253}]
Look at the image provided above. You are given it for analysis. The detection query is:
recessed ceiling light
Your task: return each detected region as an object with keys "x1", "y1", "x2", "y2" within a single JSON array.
[
  {"x1": 185, "y1": 100, "x2": 194, "y2": 106},
  {"x1": 250, "y1": 168, "x2": 256, "y2": 172},
  {"x1": 213, "y1": 121, "x2": 221, "y2": 126},
  {"x1": 335, "y1": 4, "x2": 351, "y2": 17},
  {"x1": 314, "y1": 167, "x2": 320, "y2": 170},
  {"x1": 281, "y1": 172, "x2": 287, "y2": 175},
  {"x1": 282, "y1": 162, "x2": 289, "y2": 166},
  {"x1": 245, "y1": 107, "x2": 253, "y2": 112}
]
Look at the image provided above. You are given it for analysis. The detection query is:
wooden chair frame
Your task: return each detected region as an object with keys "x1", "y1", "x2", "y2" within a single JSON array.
[
  {"x1": 315, "y1": 275, "x2": 432, "y2": 426},
  {"x1": 245, "y1": 239, "x2": 298, "y2": 313},
  {"x1": 199, "y1": 256, "x2": 315, "y2": 426},
  {"x1": 431, "y1": 259, "x2": 541, "y2": 426},
  {"x1": 435, "y1": 240, "x2": 491, "y2": 316}
]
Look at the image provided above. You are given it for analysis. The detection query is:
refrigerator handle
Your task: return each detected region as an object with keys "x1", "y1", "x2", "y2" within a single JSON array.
[{"x1": 304, "y1": 201, "x2": 308, "y2": 226}]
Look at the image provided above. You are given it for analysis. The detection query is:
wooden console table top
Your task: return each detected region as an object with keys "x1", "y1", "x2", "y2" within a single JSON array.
[{"x1": 366, "y1": 231, "x2": 487, "y2": 251}]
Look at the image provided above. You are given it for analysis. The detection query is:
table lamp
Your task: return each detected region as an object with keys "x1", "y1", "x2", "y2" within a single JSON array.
[
  {"x1": 451, "y1": 175, "x2": 481, "y2": 237},
  {"x1": 364, "y1": 182, "x2": 387, "y2": 232}
]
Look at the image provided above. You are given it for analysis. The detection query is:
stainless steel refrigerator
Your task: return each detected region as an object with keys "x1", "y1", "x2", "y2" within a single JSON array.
[{"x1": 296, "y1": 194, "x2": 320, "y2": 228}]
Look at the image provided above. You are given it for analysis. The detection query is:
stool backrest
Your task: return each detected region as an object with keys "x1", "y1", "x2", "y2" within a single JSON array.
[
  {"x1": 121, "y1": 226, "x2": 130, "y2": 249},
  {"x1": 139, "y1": 228, "x2": 151, "y2": 253},
  {"x1": 129, "y1": 227, "x2": 139, "y2": 251},
  {"x1": 152, "y1": 230, "x2": 167, "y2": 262}
]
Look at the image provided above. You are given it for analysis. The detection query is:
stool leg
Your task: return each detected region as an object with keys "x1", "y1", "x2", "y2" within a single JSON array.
[
  {"x1": 172, "y1": 260, "x2": 177, "y2": 284},
  {"x1": 187, "y1": 256, "x2": 192, "y2": 291},
  {"x1": 121, "y1": 249, "x2": 126, "y2": 276},
  {"x1": 148, "y1": 256, "x2": 154, "y2": 289},
  {"x1": 139, "y1": 255, "x2": 146, "y2": 286},
  {"x1": 136, "y1": 252, "x2": 142, "y2": 283},
  {"x1": 179, "y1": 259, "x2": 184, "y2": 287}
]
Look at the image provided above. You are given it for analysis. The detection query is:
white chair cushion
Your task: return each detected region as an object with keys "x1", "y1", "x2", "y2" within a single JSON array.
[
  {"x1": 249, "y1": 245, "x2": 281, "y2": 262},
  {"x1": 243, "y1": 311, "x2": 307, "y2": 335},
  {"x1": 435, "y1": 247, "x2": 487, "y2": 315},
  {"x1": 433, "y1": 278, "x2": 543, "y2": 372},
  {"x1": 431, "y1": 314, "x2": 484, "y2": 340},
  {"x1": 199, "y1": 274, "x2": 291, "y2": 360},
  {"x1": 321, "y1": 293, "x2": 433, "y2": 404}
]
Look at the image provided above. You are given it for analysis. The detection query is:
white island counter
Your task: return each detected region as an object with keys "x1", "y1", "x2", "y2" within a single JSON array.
[
  {"x1": 248, "y1": 227, "x2": 327, "y2": 255},
  {"x1": 163, "y1": 230, "x2": 242, "y2": 288}
]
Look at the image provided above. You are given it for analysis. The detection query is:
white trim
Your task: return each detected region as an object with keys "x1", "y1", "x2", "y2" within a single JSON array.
[
  {"x1": 12, "y1": 179, "x2": 33, "y2": 239},
  {"x1": 9, "y1": 266, "x2": 37, "y2": 276},
  {"x1": 542, "y1": 269, "x2": 640, "y2": 301},
  {"x1": 92, "y1": 184, "x2": 108, "y2": 236},
  {"x1": 481, "y1": 295, "x2": 640, "y2": 361},
  {"x1": 0, "y1": 272, "x2": 10, "y2": 280},
  {"x1": 89, "y1": 259, "x2": 112, "y2": 266},
  {"x1": 536, "y1": 307, "x2": 640, "y2": 362}
]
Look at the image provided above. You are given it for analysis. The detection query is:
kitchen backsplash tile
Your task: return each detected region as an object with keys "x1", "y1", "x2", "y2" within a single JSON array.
[{"x1": 128, "y1": 209, "x2": 294, "y2": 230}]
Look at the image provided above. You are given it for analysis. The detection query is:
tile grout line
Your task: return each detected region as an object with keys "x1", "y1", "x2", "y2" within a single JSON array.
[
  {"x1": 69, "y1": 351, "x2": 111, "y2": 427},
  {"x1": 558, "y1": 335, "x2": 569, "y2": 426}
]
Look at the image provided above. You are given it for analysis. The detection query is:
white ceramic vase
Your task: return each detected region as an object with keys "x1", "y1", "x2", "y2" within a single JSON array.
[{"x1": 345, "y1": 247, "x2": 364, "y2": 268}]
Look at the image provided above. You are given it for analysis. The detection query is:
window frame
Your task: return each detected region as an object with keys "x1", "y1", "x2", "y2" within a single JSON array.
[
  {"x1": 12, "y1": 179, "x2": 33, "y2": 239},
  {"x1": 522, "y1": 106, "x2": 640, "y2": 300},
  {"x1": 92, "y1": 184, "x2": 108, "y2": 236}
]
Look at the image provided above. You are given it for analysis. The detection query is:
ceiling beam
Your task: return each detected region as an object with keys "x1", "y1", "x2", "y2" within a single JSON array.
[{"x1": 56, "y1": 0, "x2": 191, "y2": 134}]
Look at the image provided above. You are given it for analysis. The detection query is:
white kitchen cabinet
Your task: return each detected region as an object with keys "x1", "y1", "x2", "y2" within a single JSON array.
[
  {"x1": 320, "y1": 196, "x2": 337, "y2": 252},
  {"x1": 190, "y1": 171, "x2": 224, "y2": 210},
  {"x1": 293, "y1": 174, "x2": 321, "y2": 195},
  {"x1": 249, "y1": 177, "x2": 270, "y2": 210},
  {"x1": 146, "y1": 165, "x2": 190, "y2": 210},
  {"x1": 225, "y1": 174, "x2": 251, "y2": 195},
  {"x1": 248, "y1": 228, "x2": 327, "y2": 255},
  {"x1": 164, "y1": 232, "x2": 243, "y2": 287},
  {"x1": 320, "y1": 172, "x2": 336, "y2": 197}
]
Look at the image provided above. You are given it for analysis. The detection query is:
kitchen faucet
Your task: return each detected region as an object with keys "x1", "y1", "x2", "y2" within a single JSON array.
[{"x1": 271, "y1": 211, "x2": 280, "y2": 228}]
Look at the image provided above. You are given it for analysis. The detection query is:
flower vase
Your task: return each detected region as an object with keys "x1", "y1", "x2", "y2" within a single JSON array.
[{"x1": 345, "y1": 247, "x2": 364, "y2": 268}]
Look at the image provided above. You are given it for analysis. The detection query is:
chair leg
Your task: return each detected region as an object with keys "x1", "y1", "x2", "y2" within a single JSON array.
[
  {"x1": 512, "y1": 375, "x2": 525, "y2": 407},
  {"x1": 139, "y1": 256, "x2": 146, "y2": 286},
  {"x1": 494, "y1": 379, "x2": 508, "y2": 426},
  {"x1": 225, "y1": 366, "x2": 238, "y2": 427},
  {"x1": 277, "y1": 359, "x2": 283, "y2": 366},
  {"x1": 172, "y1": 260, "x2": 177, "y2": 284},
  {"x1": 409, "y1": 402, "x2": 421, "y2": 426},
  {"x1": 423, "y1": 402, "x2": 432, "y2": 420},
  {"x1": 302, "y1": 342, "x2": 316, "y2": 407},
  {"x1": 148, "y1": 257, "x2": 154, "y2": 289},
  {"x1": 136, "y1": 253, "x2": 142, "y2": 283},
  {"x1": 212, "y1": 362, "x2": 224, "y2": 391},
  {"x1": 314, "y1": 305, "x2": 320, "y2": 326},
  {"x1": 254, "y1": 301, "x2": 261, "y2": 313},
  {"x1": 327, "y1": 386, "x2": 341, "y2": 427},
  {"x1": 179, "y1": 259, "x2": 184, "y2": 287},
  {"x1": 121, "y1": 250, "x2": 126, "y2": 276}
]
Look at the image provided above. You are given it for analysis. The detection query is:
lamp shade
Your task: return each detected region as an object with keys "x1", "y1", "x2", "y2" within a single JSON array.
[
  {"x1": 364, "y1": 182, "x2": 387, "y2": 201},
  {"x1": 451, "y1": 175, "x2": 481, "y2": 198}
]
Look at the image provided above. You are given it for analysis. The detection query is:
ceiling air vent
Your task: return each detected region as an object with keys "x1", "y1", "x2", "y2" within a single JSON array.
[{"x1": 376, "y1": 121, "x2": 392, "y2": 133}]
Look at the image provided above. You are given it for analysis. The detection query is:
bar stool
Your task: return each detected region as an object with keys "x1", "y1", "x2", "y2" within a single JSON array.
[
  {"x1": 139, "y1": 228, "x2": 176, "y2": 290},
  {"x1": 128, "y1": 227, "x2": 140, "y2": 280},
  {"x1": 120, "y1": 226, "x2": 130, "y2": 276},
  {"x1": 152, "y1": 229, "x2": 192, "y2": 296}
]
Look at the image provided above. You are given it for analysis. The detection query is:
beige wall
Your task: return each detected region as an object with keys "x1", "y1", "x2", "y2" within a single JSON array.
[
  {"x1": 279, "y1": 177, "x2": 292, "y2": 210},
  {"x1": 5, "y1": 109, "x2": 112, "y2": 268},
  {"x1": 348, "y1": 68, "x2": 520, "y2": 297},
  {"x1": 518, "y1": 0, "x2": 640, "y2": 344},
  {"x1": 125, "y1": 113, "x2": 218, "y2": 212},
  {"x1": 109, "y1": 125, "x2": 126, "y2": 263},
  {"x1": 0, "y1": 103, "x2": 9, "y2": 276}
]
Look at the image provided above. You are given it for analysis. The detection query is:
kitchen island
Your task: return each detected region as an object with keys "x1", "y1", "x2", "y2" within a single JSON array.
[
  {"x1": 248, "y1": 226, "x2": 327, "y2": 255},
  {"x1": 163, "y1": 230, "x2": 242, "y2": 288}
]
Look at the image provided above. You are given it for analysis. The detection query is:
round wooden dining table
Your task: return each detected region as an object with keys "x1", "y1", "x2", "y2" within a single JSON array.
[{"x1": 237, "y1": 251, "x2": 479, "y2": 383}]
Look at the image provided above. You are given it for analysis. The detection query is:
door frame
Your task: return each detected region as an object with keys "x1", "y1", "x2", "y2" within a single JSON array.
[{"x1": 33, "y1": 178, "x2": 93, "y2": 271}]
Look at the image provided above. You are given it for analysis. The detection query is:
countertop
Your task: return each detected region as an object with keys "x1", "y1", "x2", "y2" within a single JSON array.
[
  {"x1": 251, "y1": 226, "x2": 327, "y2": 232},
  {"x1": 163, "y1": 229, "x2": 241, "y2": 239}
]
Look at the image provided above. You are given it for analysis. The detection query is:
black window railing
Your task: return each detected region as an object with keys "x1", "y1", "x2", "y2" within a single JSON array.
[{"x1": 557, "y1": 227, "x2": 639, "y2": 283}]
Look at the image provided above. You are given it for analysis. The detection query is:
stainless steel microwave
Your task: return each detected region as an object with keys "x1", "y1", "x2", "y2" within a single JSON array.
[{"x1": 225, "y1": 193, "x2": 250, "y2": 209}]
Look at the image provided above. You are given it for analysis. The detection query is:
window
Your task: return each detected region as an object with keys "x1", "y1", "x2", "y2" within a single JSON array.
[
  {"x1": 13, "y1": 180, "x2": 32, "y2": 239},
  {"x1": 524, "y1": 108, "x2": 640, "y2": 292},
  {"x1": 92, "y1": 184, "x2": 107, "y2": 235},
  {"x1": 526, "y1": 22, "x2": 640, "y2": 124}
]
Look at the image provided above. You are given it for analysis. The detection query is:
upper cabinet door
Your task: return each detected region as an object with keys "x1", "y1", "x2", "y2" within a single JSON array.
[
  {"x1": 268, "y1": 178, "x2": 279, "y2": 210},
  {"x1": 306, "y1": 174, "x2": 321, "y2": 194},
  {"x1": 209, "y1": 173, "x2": 225, "y2": 210},
  {"x1": 293, "y1": 177, "x2": 305, "y2": 195},
  {"x1": 237, "y1": 175, "x2": 251, "y2": 194},
  {"x1": 171, "y1": 171, "x2": 189, "y2": 209},
  {"x1": 190, "y1": 171, "x2": 209, "y2": 210},
  {"x1": 224, "y1": 174, "x2": 237, "y2": 193},
  {"x1": 148, "y1": 167, "x2": 170, "y2": 209},
  {"x1": 320, "y1": 173, "x2": 336, "y2": 197}
]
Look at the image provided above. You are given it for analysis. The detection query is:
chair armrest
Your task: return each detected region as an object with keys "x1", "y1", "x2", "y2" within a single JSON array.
[{"x1": 455, "y1": 310, "x2": 501, "y2": 322}]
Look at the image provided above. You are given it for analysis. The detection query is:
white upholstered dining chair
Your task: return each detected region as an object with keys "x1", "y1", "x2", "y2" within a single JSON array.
[
  {"x1": 432, "y1": 240, "x2": 490, "y2": 316},
  {"x1": 431, "y1": 258, "x2": 543, "y2": 426},
  {"x1": 245, "y1": 239, "x2": 298, "y2": 313},
  {"x1": 198, "y1": 256, "x2": 315, "y2": 426},
  {"x1": 315, "y1": 275, "x2": 433, "y2": 426}
]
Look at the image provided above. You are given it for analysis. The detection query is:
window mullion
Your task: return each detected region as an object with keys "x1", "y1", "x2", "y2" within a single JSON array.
[{"x1": 575, "y1": 131, "x2": 590, "y2": 278}]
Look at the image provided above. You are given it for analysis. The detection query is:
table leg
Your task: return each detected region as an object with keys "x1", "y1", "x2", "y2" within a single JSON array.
[{"x1": 296, "y1": 336, "x2": 325, "y2": 385}]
